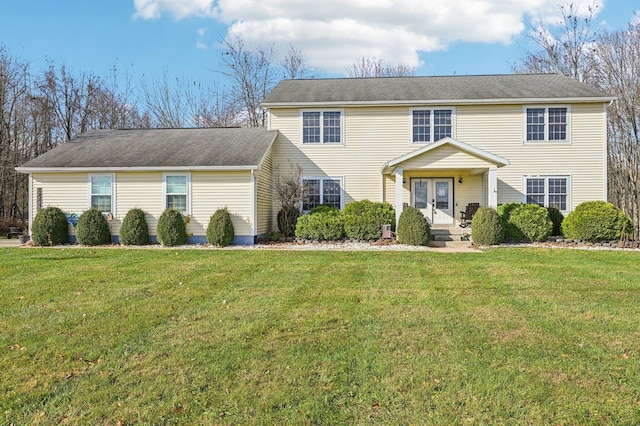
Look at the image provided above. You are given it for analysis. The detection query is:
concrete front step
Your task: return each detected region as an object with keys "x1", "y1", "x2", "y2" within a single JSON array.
[
  {"x1": 431, "y1": 226, "x2": 471, "y2": 242},
  {"x1": 430, "y1": 240, "x2": 474, "y2": 249}
]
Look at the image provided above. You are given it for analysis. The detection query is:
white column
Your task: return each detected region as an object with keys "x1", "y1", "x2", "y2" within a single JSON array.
[
  {"x1": 395, "y1": 168, "x2": 404, "y2": 226},
  {"x1": 488, "y1": 168, "x2": 498, "y2": 208}
]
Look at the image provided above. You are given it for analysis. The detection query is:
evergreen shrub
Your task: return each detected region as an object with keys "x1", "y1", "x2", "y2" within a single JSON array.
[
  {"x1": 119, "y1": 208, "x2": 149, "y2": 245},
  {"x1": 562, "y1": 201, "x2": 632, "y2": 242},
  {"x1": 157, "y1": 208, "x2": 187, "y2": 246},
  {"x1": 547, "y1": 207, "x2": 564, "y2": 236},
  {"x1": 207, "y1": 207, "x2": 235, "y2": 247},
  {"x1": 342, "y1": 200, "x2": 396, "y2": 241},
  {"x1": 31, "y1": 206, "x2": 69, "y2": 246},
  {"x1": 509, "y1": 204, "x2": 553, "y2": 242},
  {"x1": 295, "y1": 210, "x2": 344, "y2": 241},
  {"x1": 76, "y1": 208, "x2": 111, "y2": 246},
  {"x1": 396, "y1": 206, "x2": 431, "y2": 246},
  {"x1": 497, "y1": 202, "x2": 525, "y2": 241},
  {"x1": 471, "y1": 207, "x2": 504, "y2": 246}
]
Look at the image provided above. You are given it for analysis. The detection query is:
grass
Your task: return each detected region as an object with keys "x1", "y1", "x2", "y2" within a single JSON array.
[{"x1": 1, "y1": 247, "x2": 640, "y2": 424}]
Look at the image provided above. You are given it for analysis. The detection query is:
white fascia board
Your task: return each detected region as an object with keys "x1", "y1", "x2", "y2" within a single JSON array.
[{"x1": 15, "y1": 165, "x2": 259, "y2": 173}]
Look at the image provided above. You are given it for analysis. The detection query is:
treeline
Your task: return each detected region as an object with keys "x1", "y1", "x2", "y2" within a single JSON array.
[{"x1": 0, "y1": 37, "x2": 315, "y2": 221}]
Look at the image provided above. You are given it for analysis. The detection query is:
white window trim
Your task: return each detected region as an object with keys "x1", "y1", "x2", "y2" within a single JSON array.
[
  {"x1": 523, "y1": 105, "x2": 571, "y2": 144},
  {"x1": 409, "y1": 107, "x2": 456, "y2": 144},
  {"x1": 300, "y1": 109, "x2": 345, "y2": 145},
  {"x1": 522, "y1": 175, "x2": 571, "y2": 213},
  {"x1": 301, "y1": 176, "x2": 344, "y2": 212},
  {"x1": 88, "y1": 173, "x2": 116, "y2": 214},
  {"x1": 163, "y1": 172, "x2": 191, "y2": 215}
]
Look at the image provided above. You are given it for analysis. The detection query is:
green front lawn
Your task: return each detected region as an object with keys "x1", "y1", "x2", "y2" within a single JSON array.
[{"x1": 1, "y1": 247, "x2": 640, "y2": 424}]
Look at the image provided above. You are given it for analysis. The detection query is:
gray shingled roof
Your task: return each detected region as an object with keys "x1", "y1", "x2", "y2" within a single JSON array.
[
  {"x1": 262, "y1": 74, "x2": 613, "y2": 106},
  {"x1": 18, "y1": 128, "x2": 277, "y2": 170}
]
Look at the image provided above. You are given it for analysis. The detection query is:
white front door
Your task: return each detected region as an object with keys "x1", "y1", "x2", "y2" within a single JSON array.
[{"x1": 411, "y1": 178, "x2": 454, "y2": 224}]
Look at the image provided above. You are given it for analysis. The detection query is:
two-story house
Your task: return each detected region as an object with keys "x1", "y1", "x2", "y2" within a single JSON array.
[
  {"x1": 17, "y1": 74, "x2": 613, "y2": 244},
  {"x1": 263, "y1": 74, "x2": 613, "y2": 227}
]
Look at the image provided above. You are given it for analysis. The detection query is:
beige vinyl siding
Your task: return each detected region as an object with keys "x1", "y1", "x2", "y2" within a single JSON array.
[
  {"x1": 31, "y1": 170, "x2": 256, "y2": 239},
  {"x1": 191, "y1": 171, "x2": 253, "y2": 236},
  {"x1": 31, "y1": 172, "x2": 87, "y2": 234},
  {"x1": 256, "y1": 149, "x2": 273, "y2": 235},
  {"x1": 113, "y1": 172, "x2": 162, "y2": 235},
  {"x1": 270, "y1": 101, "x2": 607, "y2": 221}
]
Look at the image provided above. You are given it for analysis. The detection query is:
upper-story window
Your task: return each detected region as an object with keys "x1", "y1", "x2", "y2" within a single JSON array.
[
  {"x1": 412, "y1": 108, "x2": 453, "y2": 143},
  {"x1": 89, "y1": 174, "x2": 114, "y2": 213},
  {"x1": 302, "y1": 111, "x2": 342, "y2": 144},
  {"x1": 525, "y1": 106, "x2": 569, "y2": 142}
]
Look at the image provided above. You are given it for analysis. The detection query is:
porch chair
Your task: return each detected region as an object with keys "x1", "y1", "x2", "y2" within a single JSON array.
[{"x1": 459, "y1": 202, "x2": 480, "y2": 228}]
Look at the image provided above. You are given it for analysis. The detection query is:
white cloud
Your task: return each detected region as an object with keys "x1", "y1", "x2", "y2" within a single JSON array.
[{"x1": 133, "y1": 0, "x2": 605, "y2": 73}]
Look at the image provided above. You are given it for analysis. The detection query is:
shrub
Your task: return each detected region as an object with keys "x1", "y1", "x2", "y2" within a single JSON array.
[
  {"x1": 342, "y1": 200, "x2": 396, "y2": 241},
  {"x1": 156, "y1": 208, "x2": 187, "y2": 246},
  {"x1": 471, "y1": 207, "x2": 504, "y2": 246},
  {"x1": 308, "y1": 204, "x2": 338, "y2": 215},
  {"x1": 497, "y1": 202, "x2": 525, "y2": 241},
  {"x1": 396, "y1": 206, "x2": 431, "y2": 246},
  {"x1": 295, "y1": 210, "x2": 344, "y2": 241},
  {"x1": 277, "y1": 205, "x2": 299, "y2": 237},
  {"x1": 76, "y1": 208, "x2": 111, "y2": 246},
  {"x1": 31, "y1": 206, "x2": 69, "y2": 246},
  {"x1": 508, "y1": 204, "x2": 553, "y2": 242},
  {"x1": 207, "y1": 207, "x2": 235, "y2": 247},
  {"x1": 547, "y1": 207, "x2": 564, "y2": 236},
  {"x1": 119, "y1": 208, "x2": 149, "y2": 245},
  {"x1": 562, "y1": 201, "x2": 632, "y2": 242}
]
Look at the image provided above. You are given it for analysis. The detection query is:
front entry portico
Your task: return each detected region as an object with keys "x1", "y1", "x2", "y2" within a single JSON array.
[{"x1": 383, "y1": 138, "x2": 510, "y2": 226}]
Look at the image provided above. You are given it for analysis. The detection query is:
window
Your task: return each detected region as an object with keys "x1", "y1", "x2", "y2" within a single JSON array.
[
  {"x1": 524, "y1": 176, "x2": 569, "y2": 211},
  {"x1": 164, "y1": 173, "x2": 190, "y2": 214},
  {"x1": 89, "y1": 174, "x2": 114, "y2": 213},
  {"x1": 412, "y1": 108, "x2": 453, "y2": 143},
  {"x1": 302, "y1": 111, "x2": 342, "y2": 144},
  {"x1": 525, "y1": 106, "x2": 568, "y2": 141},
  {"x1": 302, "y1": 177, "x2": 343, "y2": 211}
]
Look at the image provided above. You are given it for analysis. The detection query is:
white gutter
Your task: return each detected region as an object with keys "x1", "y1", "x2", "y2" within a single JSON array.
[{"x1": 262, "y1": 96, "x2": 616, "y2": 109}]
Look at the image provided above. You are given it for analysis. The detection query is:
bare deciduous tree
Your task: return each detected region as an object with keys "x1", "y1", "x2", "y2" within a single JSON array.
[
  {"x1": 219, "y1": 33, "x2": 276, "y2": 127},
  {"x1": 592, "y1": 22, "x2": 640, "y2": 237},
  {"x1": 346, "y1": 57, "x2": 415, "y2": 78},
  {"x1": 281, "y1": 44, "x2": 314, "y2": 79},
  {"x1": 514, "y1": 2, "x2": 600, "y2": 82}
]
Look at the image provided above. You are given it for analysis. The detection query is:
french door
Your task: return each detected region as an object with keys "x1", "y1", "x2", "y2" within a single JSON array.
[{"x1": 411, "y1": 178, "x2": 454, "y2": 224}]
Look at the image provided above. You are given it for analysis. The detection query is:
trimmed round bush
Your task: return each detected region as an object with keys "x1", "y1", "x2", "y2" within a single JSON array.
[
  {"x1": 76, "y1": 208, "x2": 111, "y2": 246},
  {"x1": 396, "y1": 206, "x2": 431, "y2": 246},
  {"x1": 497, "y1": 202, "x2": 525, "y2": 241},
  {"x1": 562, "y1": 201, "x2": 632, "y2": 242},
  {"x1": 207, "y1": 207, "x2": 235, "y2": 247},
  {"x1": 119, "y1": 208, "x2": 149, "y2": 245},
  {"x1": 156, "y1": 208, "x2": 187, "y2": 246},
  {"x1": 295, "y1": 210, "x2": 344, "y2": 241},
  {"x1": 31, "y1": 206, "x2": 69, "y2": 246},
  {"x1": 277, "y1": 206, "x2": 299, "y2": 237},
  {"x1": 547, "y1": 207, "x2": 564, "y2": 236},
  {"x1": 308, "y1": 204, "x2": 338, "y2": 215},
  {"x1": 471, "y1": 207, "x2": 504, "y2": 246},
  {"x1": 342, "y1": 200, "x2": 396, "y2": 241},
  {"x1": 509, "y1": 204, "x2": 553, "y2": 242}
]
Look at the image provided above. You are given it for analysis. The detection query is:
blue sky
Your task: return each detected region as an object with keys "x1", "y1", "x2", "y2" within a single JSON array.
[{"x1": 0, "y1": 0, "x2": 637, "y2": 87}]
